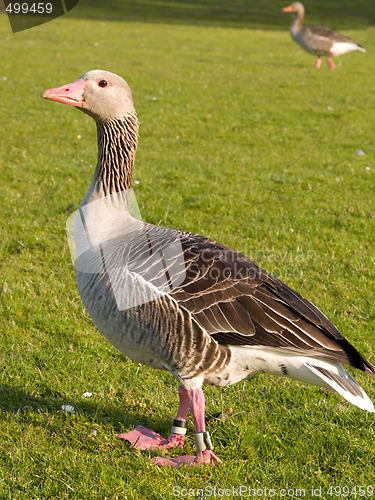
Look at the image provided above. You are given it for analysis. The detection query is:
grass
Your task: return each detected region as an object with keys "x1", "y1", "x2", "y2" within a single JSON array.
[
  {"x1": 67, "y1": 0, "x2": 374, "y2": 30},
  {"x1": 0, "y1": 1, "x2": 375, "y2": 498}
]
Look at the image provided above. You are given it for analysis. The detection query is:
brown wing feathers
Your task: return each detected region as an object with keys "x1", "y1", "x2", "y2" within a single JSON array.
[
  {"x1": 171, "y1": 233, "x2": 375, "y2": 377},
  {"x1": 309, "y1": 25, "x2": 358, "y2": 44}
]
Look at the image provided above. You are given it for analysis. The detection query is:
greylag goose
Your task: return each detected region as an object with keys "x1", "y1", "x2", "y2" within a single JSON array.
[
  {"x1": 42, "y1": 70, "x2": 375, "y2": 467},
  {"x1": 283, "y1": 2, "x2": 366, "y2": 69}
]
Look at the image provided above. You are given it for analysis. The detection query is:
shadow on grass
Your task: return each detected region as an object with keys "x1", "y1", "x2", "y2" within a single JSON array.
[
  {"x1": 66, "y1": 0, "x2": 374, "y2": 30},
  {"x1": 0, "y1": 381, "x2": 173, "y2": 436}
]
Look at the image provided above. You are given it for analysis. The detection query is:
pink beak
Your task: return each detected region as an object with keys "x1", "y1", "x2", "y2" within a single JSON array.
[
  {"x1": 41, "y1": 79, "x2": 86, "y2": 107},
  {"x1": 283, "y1": 5, "x2": 293, "y2": 12}
]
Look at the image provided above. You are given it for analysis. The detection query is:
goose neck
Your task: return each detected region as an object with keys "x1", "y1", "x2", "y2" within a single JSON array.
[
  {"x1": 292, "y1": 6, "x2": 304, "y2": 32},
  {"x1": 93, "y1": 115, "x2": 139, "y2": 196}
]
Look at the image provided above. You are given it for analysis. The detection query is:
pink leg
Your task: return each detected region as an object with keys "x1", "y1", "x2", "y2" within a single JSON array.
[
  {"x1": 152, "y1": 388, "x2": 222, "y2": 467},
  {"x1": 117, "y1": 385, "x2": 189, "y2": 450},
  {"x1": 327, "y1": 55, "x2": 336, "y2": 69},
  {"x1": 316, "y1": 57, "x2": 322, "y2": 69}
]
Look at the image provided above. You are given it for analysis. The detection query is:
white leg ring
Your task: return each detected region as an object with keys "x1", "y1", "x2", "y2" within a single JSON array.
[
  {"x1": 194, "y1": 431, "x2": 213, "y2": 452},
  {"x1": 171, "y1": 419, "x2": 187, "y2": 435},
  {"x1": 171, "y1": 426, "x2": 187, "y2": 435}
]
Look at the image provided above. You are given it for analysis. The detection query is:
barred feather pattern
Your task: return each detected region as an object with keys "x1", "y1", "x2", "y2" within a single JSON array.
[
  {"x1": 74, "y1": 82, "x2": 374, "y2": 391},
  {"x1": 76, "y1": 217, "x2": 375, "y2": 386},
  {"x1": 76, "y1": 252, "x2": 232, "y2": 383},
  {"x1": 94, "y1": 115, "x2": 139, "y2": 196}
]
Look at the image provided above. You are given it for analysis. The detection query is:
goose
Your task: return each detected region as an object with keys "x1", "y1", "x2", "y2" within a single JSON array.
[
  {"x1": 283, "y1": 2, "x2": 366, "y2": 69},
  {"x1": 41, "y1": 70, "x2": 375, "y2": 467}
]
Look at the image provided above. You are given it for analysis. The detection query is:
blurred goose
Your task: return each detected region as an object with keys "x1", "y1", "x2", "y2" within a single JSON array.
[
  {"x1": 283, "y1": 2, "x2": 366, "y2": 68},
  {"x1": 42, "y1": 70, "x2": 375, "y2": 467}
]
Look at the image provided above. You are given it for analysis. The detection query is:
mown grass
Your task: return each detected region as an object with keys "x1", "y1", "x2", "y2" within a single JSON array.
[
  {"x1": 67, "y1": 0, "x2": 374, "y2": 30},
  {"x1": 0, "y1": 1, "x2": 375, "y2": 498}
]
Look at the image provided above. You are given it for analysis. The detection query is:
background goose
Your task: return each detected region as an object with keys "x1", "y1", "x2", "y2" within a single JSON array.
[
  {"x1": 42, "y1": 70, "x2": 375, "y2": 467},
  {"x1": 283, "y1": 2, "x2": 366, "y2": 69}
]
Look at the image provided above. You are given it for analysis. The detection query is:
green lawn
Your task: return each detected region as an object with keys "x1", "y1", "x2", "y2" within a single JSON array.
[{"x1": 0, "y1": 1, "x2": 375, "y2": 498}]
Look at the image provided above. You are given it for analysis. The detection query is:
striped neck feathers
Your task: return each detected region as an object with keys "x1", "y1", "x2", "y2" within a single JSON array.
[{"x1": 93, "y1": 114, "x2": 139, "y2": 196}]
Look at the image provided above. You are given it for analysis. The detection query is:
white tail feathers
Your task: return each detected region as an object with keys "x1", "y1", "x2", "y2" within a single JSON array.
[
  {"x1": 226, "y1": 347, "x2": 374, "y2": 412},
  {"x1": 304, "y1": 362, "x2": 374, "y2": 413}
]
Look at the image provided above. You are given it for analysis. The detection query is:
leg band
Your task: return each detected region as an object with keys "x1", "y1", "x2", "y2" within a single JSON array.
[
  {"x1": 194, "y1": 431, "x2": 213, "y2": 451},
  {"x1": 171, "y1": 419, "x2": 187, "y2": 435}
]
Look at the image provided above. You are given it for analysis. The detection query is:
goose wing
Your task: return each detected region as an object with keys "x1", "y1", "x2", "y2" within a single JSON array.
[
  {"x1": 168, "y1": 230, "x2": 374, "y2": 375},
  {"x1": 308, "y1": 25, "x2": 355, "y2": 44},
  {"x1": 113, "y1": 222, "x2": 374, "y2": 375}
]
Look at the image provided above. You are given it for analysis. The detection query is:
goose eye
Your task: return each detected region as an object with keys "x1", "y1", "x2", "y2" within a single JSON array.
[{"x1": 98, "y1": 80, "x2": 108, "y2": 88}]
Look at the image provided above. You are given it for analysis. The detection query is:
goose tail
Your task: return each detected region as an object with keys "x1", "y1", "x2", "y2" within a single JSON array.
[{"x1": 304, "y1": 361, "x2": 374, "y2": 412}]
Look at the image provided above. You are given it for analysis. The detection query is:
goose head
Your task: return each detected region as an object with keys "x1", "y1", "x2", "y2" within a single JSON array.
[
  {"x1": 283, "y1": 2, "x2": 304, "y2": 16},
  {"x1": 41, "y1": 69, "x2": 136, "y2": 123}
]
